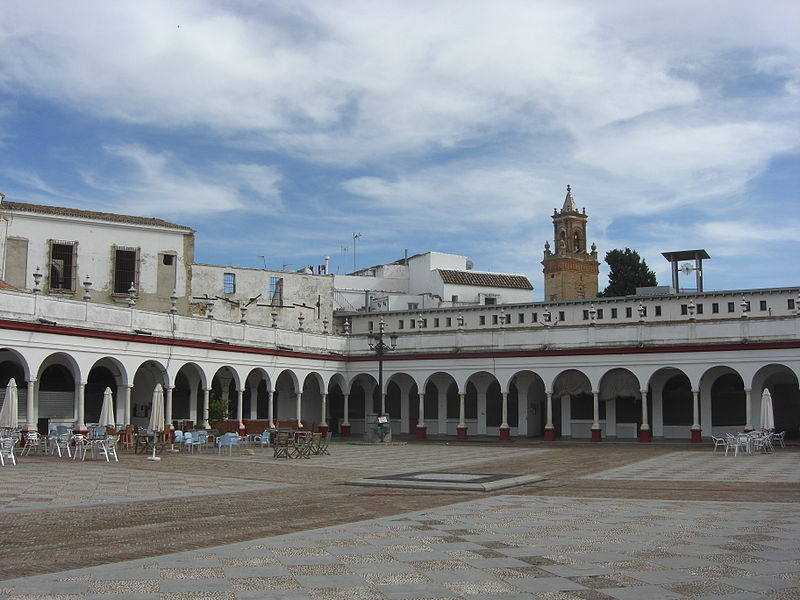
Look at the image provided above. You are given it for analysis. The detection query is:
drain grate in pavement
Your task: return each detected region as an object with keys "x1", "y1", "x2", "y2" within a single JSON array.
[{"x1": 345, "y1": 471, "x2": 544, "y2": 491}]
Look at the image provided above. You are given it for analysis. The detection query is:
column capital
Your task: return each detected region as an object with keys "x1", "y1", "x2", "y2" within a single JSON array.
[{"x1": 743, "y1": 387, "x2": 752, "y2": 393}]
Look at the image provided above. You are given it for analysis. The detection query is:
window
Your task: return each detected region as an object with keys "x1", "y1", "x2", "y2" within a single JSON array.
[
  {"x1": 446, "y1": 317, "x2": 452, "y2": 327},
  {"x1": 727, "y1": 302, "x2": 735, "y2": 312},
  {"x1": 223, "y1": 272, "x2": 236, "y2": 294},
  {"x1": 654, "y1": 306, "x2": 661, "y2": 316},
  {"x1": 162, "y1": 254, "x2": 175, "y2": 266},
  {"x1": 398, "y1": 320, "x2": 404, "y2": 329},
  {"x1": 696, "y1": 303, "x2": 703, "y2": 314},
  {"x1": 49, "y1": 241, "x2": 77, "y2": 292},
  {"x1": 368, "y1": 321, "x2": 374, "y2": 331},
  {"x1": 789, "y1": 299, "x2": 796, "y2": 310},
  {"x1": 531, "y1": 312, "x2": 538, "y2": 322},
  {"x1": 625, "y1": 307, "x2": 632, "y2": 318},
  {"x1": 112, "y1": 247, "x2": 138, "y2": 294},
  {"x1": 451, "y1": 295, "x2": 458, "y2": 303},
  {"x1": 269, "y1": 276, "x2": 283, "y2": 305},
  {"x1": 583, "y1": 310, "x2": 589, "y2": 320},
  {"x1": 492, "y1": 315, "x2": 499, "y2": 325},
  {"x1": 409, "y1": 319, "x2": 415, "y2": 328},
  {"x1": 484, "y1": 297, "x2": 497, "y2": 305},
  {"x1": 712, "y1": 302, "x2": 719, "y2": 314},
  {"x1": 408, "y1": 302, "x2": 419, "y2": 310},
  {"x1": 558, "y1": 311, "x2": 565, "y2": 321},
  {"x1": 479, "y1": 315, "x2": 486, "y2": 325},
  {"x1": 518, "y1": 313, "x2": 524, "y2": 324},
  {"x1": 596, "y1": 308, "x2": 603, "y2": 319},
  {"x1": 681, "y1": 304, "x2": 688, "y2": 315},
  {"x1": 434, "y1": 318, "x2": 440, "y2": 327},
  {"x1": 760, "y1": 300, "x2": 767, "y2": 311},
  {"x1": 611, "y1": 308, "x2": 618, "y2": 319}
]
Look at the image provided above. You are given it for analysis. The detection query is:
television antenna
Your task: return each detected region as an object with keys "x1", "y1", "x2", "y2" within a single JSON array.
[{"x1": 352, "y1": 232, "x2": 362, "y2": 271}]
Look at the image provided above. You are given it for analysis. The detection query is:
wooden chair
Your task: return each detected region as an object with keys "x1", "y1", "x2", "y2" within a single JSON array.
[{"x1": 272, "y1": 431, "x2": 292, "y2": 459}]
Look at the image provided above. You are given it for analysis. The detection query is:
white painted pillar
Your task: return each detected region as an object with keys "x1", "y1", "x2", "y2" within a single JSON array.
[
  {"x1": 545, "y1": 392, "x2": 553, "y2": 429},
  {"x1": 744, "y1": 388, "x2": 753, "y2": 430},
  {"x1": 202, "y1": 388, "x2": 210, "y2": 429},
  {"x1": 296, "y1": 392, "x2": 303, "y2": 428},
  {"x1": 75, "y1": 382, "x2": 86, "y2": 431},
  {"x1": 165, "y1": 386, "x2": 173, "y2": 428},
  {"x1": 320, "y1": 393, "x2": 328, "y2": 427},
  {"x1": 458, "y1": 393, "x2": 466, "y2": 428},
  {"x1": 592, "y1": 391, "x2": 600, "y2": 430},
  {"x1": 417, "y1": 392, "x2": 425, "y2": 429},
  {"x1": 341, "y1": 393, "x2": 350, "y2": 426},
  {"x1": 691, "y1": 389, "x2": 700, "y2": 430},
  {"x1": 500, "y1": 392, "x2": 509, "y2": 429},
  {"x1": 236, "y1": 388, "x2": 244, "y2": 426},
  {"x1": 640, "y1": 389, "x2": 649, "y2": 430},
  {"x1": 25, "y1": 379, "x2": 36, "y2": 431},
  {"x1": 115, "y1": 384, "x2": 125, "y2": 425},
  {"x1": 267, "y1": 391, "x2": 274, "y2": 428},
  {"x1": 124, "y1": 384, "x2": 132, "y2": 425}
]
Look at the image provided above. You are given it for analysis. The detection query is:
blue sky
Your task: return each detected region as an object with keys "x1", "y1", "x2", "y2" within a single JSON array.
[{"x1": 1, "y1": 0, "x2": 798, "y2": 299}]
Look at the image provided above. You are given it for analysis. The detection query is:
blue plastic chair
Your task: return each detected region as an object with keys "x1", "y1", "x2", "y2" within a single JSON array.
[{"x1": 216, "y1": 432, "x2": 240, "y2": 455}]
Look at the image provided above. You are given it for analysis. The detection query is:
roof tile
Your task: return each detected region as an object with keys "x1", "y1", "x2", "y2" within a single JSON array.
[{"x1": 437, "y1": 269, "x2": 533, "y2": 290}]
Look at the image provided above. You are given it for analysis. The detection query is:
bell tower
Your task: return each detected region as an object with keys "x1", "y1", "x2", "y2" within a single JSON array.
[{"x1": 541, "y1": 185, "x2": 599, "y2": 301}]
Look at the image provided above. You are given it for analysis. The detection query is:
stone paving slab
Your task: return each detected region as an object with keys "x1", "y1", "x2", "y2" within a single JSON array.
[
  {"x1": 2, "y1": 495, "x2": 799, "y2": 599},
  {"x1": 584, "y1": 451, "x2": 800, "y2": 482},
  {"x1": 191, "y1": 444, "x2": 549, "y2": 471},
  {"x1": 0, "y1": 459, "x2": 291, "y2": 512}
]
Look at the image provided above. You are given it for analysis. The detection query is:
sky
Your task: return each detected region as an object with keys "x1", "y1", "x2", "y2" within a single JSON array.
[{"x1": 0, "y1": 0, "x2": 798, "y2": 300}]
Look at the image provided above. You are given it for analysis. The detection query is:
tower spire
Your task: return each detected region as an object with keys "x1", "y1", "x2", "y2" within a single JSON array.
[{"x1": 561, "y1": 184, "x2": 576, "y2": 213}]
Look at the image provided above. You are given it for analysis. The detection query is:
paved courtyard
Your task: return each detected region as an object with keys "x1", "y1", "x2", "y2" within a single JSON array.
[
  {"x1": 0, "y1": 442, "x2": 798, "y2": 598},
  {"x1": 584, "y1": 451, "x2": 800, "y2": 483},
  {"x1": 1, "y1": 494, "x2": 799, "y2": 599}
]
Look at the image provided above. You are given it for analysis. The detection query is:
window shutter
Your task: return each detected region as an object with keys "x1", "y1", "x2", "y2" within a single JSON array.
[
  {"x1": 71, "y1": 241, "x2": 78, "y2": 292},
  {"x1": 135, "y1": 247, "x2": 141, "y2": 289}
]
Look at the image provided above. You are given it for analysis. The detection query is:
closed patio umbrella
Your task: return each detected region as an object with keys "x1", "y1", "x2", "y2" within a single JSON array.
[
  {"x1": 147, "y1": 384, "x2": 165, "y2": 461},
  {"x1": 760, "y1": 388, "x2": 775, "y2": 431},
  {"x1": 0, "y1": 378, "x2": 19, "y2": 430},
  {"x1": 98, "y1": 387, "x2": 115, "y2": 429}
]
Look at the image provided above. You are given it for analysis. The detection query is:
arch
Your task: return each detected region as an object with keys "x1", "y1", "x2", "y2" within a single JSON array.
[
  {"x1": 552, "y1": 369, "x2": 594, "y2": 438},
  {"x1": 386, "y1": 372, "x2": 420, "y2": 431},
  {"x1": 172, "y1": 362, "x2": 208, "y2": 424},
  {"x1": 86, "y1": 359, "x2": 127, "y2": 425},
  {"x1": 0, "y1": 348, "x2": 31, "y2": 382},
  {"x1": 466, "y1": 371, "x2": 502, "y2": 433},
  {"x1": 302, "y1": 372, "x2": 325, "y2": 394},
  {"x1": 37, "y1": 352, "x2": 82, "y2": 383},
  {"x1": 508, "y1": 370, "x2": 547, "y2": 436},
  {"x1": 347, "y1": 373, "x2": 378, "y2": 428},
  {"x1": 210, "y1": 366, "x2": 241, "y2": 420},
  {"x1": 647, "y1": 366, "x2": 693, "y2": 439},
  {"x1": 573, "y1": 231, "x2": 581, "y2": 252},
  {"x1": 751, "y1": 364, "x2": 799, "y2": 434},
  {"x1": 700, "y1": 365, "x2": 746, "y2": 433},
  {"x1": 130, "y1": 360, "x2": 170, "y2": 426},
  {"x1": 327, "y1": 372, "x2": 348, "y2": 395}
]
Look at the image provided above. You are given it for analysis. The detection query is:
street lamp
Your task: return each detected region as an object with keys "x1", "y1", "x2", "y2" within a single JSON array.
[{"x1": 368, "y1": 318, "x2": 398, "y2": 415}]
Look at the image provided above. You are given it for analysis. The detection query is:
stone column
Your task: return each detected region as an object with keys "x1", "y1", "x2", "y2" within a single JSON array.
[
  {"x1": 691, "y1": 389, "x2": 701, "y2": 443},
  {"x1": 296, "y1": 392, "x2": 303, "y2": 428},
  {"x1": 115, "y1": 384, "x2": 126, "y2": 426},
  {"x1": 639, "y1": 388, "x2": 651, "y2": 443},
  {"x1": 591, "y1": 391, "x2": 601, "y2": 442},
  {"x1": 267, "y1": 391, "x2": 274, "y2": 428},
  {"x1": 340, "y1": 393, "x2": 351, "y2": 436},
  {"x1": 744, "y1": 388, "x2": 753, "y2": 431},
  {"x1": 319, "y1": 393, "x2": 329, "y2": 436},
  {"x1": 544, "y1": 392, "x2": 555, "y2": 441},
  {"x1": 75, "y1": 382, "x2": 87, "y2": 432},
  {"x1": 236, "y1": 388, "x2": 245, "y2": 431},
  {"x1": 416, "y1": 392, "x2": 426, "y2": 439},
  {"x1": 202, "y1": 388, "x2": 210, "y2": 429},
  {"x1": 499, "y1": 392, "x2": 510, "y2": 440},
  {"x1": 124, "y1": 385, "x2": 132, "y2": 425},
  {"x1": 456, "y1": 392, "x2": 467, "y2": 439},
  {"x1": 25, "y1": 379, "x2": 37, "y2": 432}
]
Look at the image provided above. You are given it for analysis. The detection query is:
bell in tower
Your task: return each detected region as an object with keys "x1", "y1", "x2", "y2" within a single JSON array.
[{"x1": 541, "y1": 185, "x2": 599, "y2": 301}]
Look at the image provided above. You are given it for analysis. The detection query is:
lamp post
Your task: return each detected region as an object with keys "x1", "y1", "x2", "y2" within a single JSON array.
[{"x1": 368, "y1": 318, "x2": 398, "y2": 418}]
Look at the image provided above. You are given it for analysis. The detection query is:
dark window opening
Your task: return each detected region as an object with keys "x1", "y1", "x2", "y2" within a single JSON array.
[
  {"x1": 654, "y1": 305, "x2": 661, "y2": 316},
  {"x1": 760, "y1": 300, "x2": 767, "y2": 311},
  {"x1": 625, "y1": 307, "x2": 632, "y2": 318},
  {"x1": 484, "y1": 297, "x2": 497, "y2": 305},
  {"x1": 532, "y1": 312, "x2": 538, "y2": 322},
  {"x1": 223, "y1": 272, "x2": 236, "y2": 294},
  {"x1": 50, "y1": 242, "x2": 76, "y2": 291},
  {"x1": 446, "y1": 317, "x2": 452, "y2": 327},
  {"x1": 596, "y1": 308, "x2": 603, "y2": 319},
  {"x1": 113, "y1": 249, "x2": 137, "y2": 294},
  {"x1": 162, "y1": 254, "x2": 175, "y2": 266},
  {"x1": 479, "y1": 315, "x2": 486, "y2": 325},
  {"x1": 558, "y1": 311, "x2": 565, "y2": 321},
  {"x1": 727, "y1": 302, "x2": 735, "y2": 312},
  {"x1": 611, "y1": 308, "x2": 618, "y2": 318},
  {"x1": 696, "y1": 303, "x2": 703, "y2": 314},
  {"x1": 788, "y1": 299, "x2": 795, "y2": 310},
  {"x1": 712, "y1": 302, "x2": 719, "y2": 314},
  {"x1": 681, "y1": 304, "x2": 688, "y2": 315}
]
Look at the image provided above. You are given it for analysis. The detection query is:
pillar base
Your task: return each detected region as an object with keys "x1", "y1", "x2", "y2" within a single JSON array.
[
  {"x1": 744, "y1": 427, "x2": 753, "y2": 433},
  {"x1": 639, "y1": 428, "x2": 651, "y2": 443},
  {"x1": 416, "y1": 425, "x2": 427, "y2": 440},
  {"x1": 340, "y1": 424, "x2": 351, "y2": 437},
  {"x1": 590, "y1": 427, "x2": 602, "y2": 442},
  {"x1": 318, "y1": 425, "x2": 329, "y2": 437},
  {"x1": 499, "y1": 427, "x2": 511, "y2": 441},
  {"x1": 544, "y1": 427, "x2": 556, "y2": 441},
  {"x1": 690, "y1": 428, "x2": 702, "y2": 443},
  {"x1": 456, "y1": 426, "x2": 467, "y2": 440}
]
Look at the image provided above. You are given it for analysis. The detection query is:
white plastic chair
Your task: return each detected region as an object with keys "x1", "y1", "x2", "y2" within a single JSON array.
[
  {"x1": 711, "y1": 435, "x2": 726, "y2": 453},
  {"x1": 772, "y1": 431, "x2": 785, "y2": 448},
  {"x1": 96, "y1": 435, "x2": 119, "y2": 462},
  {"x1": 0, "y1": 437, "x2": 17, "y2": 466}
]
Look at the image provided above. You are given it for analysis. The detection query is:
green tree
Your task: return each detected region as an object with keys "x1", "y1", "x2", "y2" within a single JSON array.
[{"x1": 598, "y1": 248, "x2": 657, "y2": 297}]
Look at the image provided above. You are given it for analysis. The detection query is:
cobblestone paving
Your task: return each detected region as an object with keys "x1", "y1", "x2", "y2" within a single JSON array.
[
  {"x1": 0, "y1": 458, "x2": 291, "y2": 512},
  {"x1": 195, "y1": 444, "x2": 549, "y2": 471},
  {"x1": 584, "y1": 451, "x2": 800, "y2": 483},
  {"x1": 2, "y1": 494, "x2": 799, "y2": 599}
]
